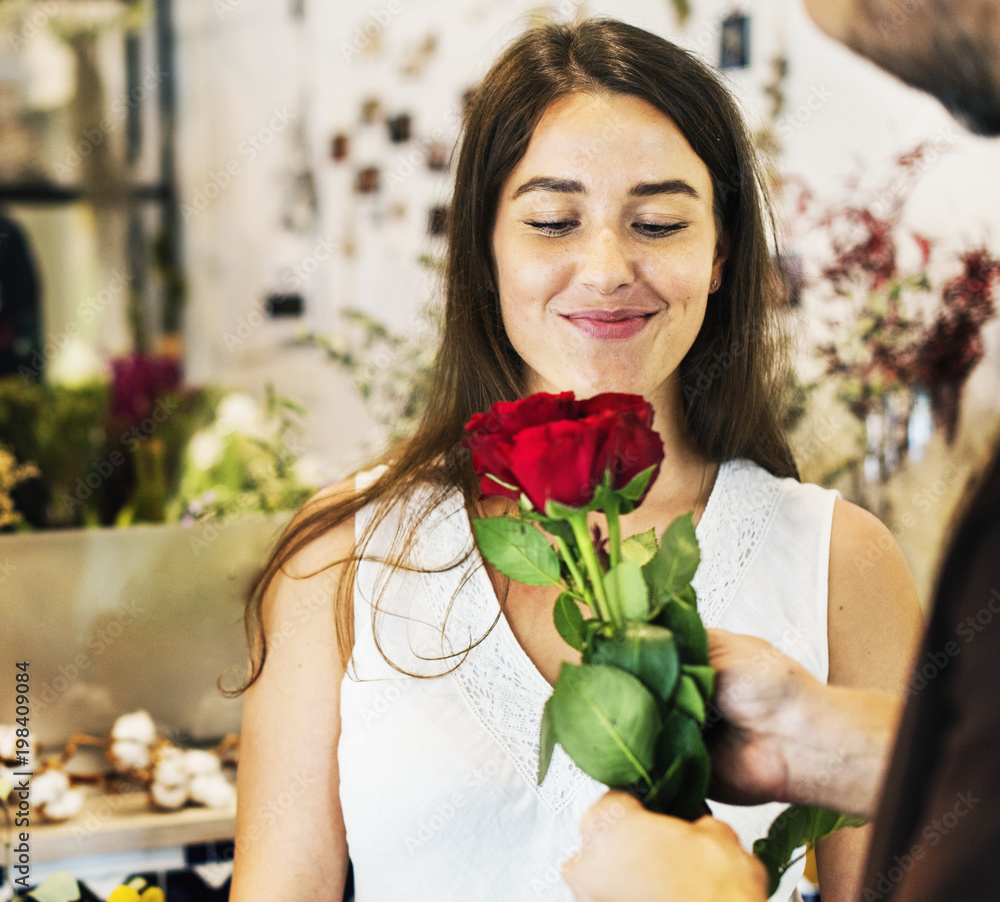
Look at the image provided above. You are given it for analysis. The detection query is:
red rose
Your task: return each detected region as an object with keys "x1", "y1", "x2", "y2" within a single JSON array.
[{"x1": 462, "y1": 391, "x2": 663, "y2": 511}]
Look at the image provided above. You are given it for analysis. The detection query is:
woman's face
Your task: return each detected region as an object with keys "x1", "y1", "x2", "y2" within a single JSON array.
[{"x1": 491, "y1": 91, "x2": 727, "y2": 407}]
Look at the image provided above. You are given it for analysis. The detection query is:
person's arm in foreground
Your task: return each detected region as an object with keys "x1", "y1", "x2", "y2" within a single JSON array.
[
  {"x1": 229, "y1": 482, "x2": 355, "y2": 901},
  {"x1": 707, "y1": 628, "x2": 902, "y2": 819},
  {"x1": 563, "y1": 791, "x2": 768, "y2": 902},
  {"x1": 810, "y1": 500, "x2": 923, "y2": 902}
]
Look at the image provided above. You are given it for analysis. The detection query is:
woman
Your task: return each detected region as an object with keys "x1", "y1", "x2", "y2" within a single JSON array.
[{"x1": 229, "y1": 19, "x2": 922, "y2": 902}]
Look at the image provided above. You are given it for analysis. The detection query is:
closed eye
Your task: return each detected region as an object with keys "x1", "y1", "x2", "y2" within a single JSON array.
[{"x1": 523, "y1": 220, "x2": 688, "y2": 238}]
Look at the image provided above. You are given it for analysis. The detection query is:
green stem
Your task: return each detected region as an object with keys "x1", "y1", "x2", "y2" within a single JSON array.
[
  {"x1": 552, "y1": 532, "x2": 594, "y2": 613},
  {"x1": 569, "y1": 513, "x2": 615, "y2": 626},
  {"x1": 606, "y1": 497, "x2": 622, "y2": 568}
]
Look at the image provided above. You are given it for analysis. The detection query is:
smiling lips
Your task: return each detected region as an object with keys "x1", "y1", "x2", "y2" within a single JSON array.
[{"x1": 562, "y1": 307, "x2": 657, "y2": 340}]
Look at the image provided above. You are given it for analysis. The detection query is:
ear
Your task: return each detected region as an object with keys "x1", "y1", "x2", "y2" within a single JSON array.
[{"x1": 711, "y1": 231, "x2": 731, "y2": 290}]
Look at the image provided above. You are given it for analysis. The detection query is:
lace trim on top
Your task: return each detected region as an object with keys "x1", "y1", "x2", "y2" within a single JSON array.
[
  {"x1": 393, "y1": 459, "x2": 785, "y2": 816},
  {"x1": 693, "y1": 459, "x2": 784, "y2": 628}
]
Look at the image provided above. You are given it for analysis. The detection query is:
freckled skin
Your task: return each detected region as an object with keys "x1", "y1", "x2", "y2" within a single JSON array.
[{"x1": 490, "y1": 91, "x2": 727, "y2": 417}]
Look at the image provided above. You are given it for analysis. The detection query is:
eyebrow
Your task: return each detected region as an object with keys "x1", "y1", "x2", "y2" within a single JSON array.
[{"x1": 510, "y1": 176, "x2": 701, "y2": 200}]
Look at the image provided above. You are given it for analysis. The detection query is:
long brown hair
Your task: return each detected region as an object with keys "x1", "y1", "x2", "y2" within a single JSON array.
[{"x1": 233, "y1": 18, "x2": 798, "y2": 692}]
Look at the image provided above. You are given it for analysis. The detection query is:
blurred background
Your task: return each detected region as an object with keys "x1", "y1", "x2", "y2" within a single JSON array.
[{"x1": 0, "y1": 0, "x2": 998, "y2": 899}]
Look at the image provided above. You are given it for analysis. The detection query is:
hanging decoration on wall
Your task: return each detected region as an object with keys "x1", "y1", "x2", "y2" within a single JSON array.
[
  {"x1": 669, "y1": 0, "x2": 692, "y2": 26},
  {"x1": 426, "y1": 140, "x2": 449, "y2": 171},
  {"x1": 427, "y1": 204, "x2": 449, "y2": 237},
  {"x1": 387, "y1": 112, "x2": 412, "y2": 143},
  {"x1": 401, "y1": 33, "x2": 439, "y2": 77},
  {"x1": 331, "y1": 132, "x2": 350, "y2": 161},
  {"x1": 720, "y1": 11, "x2": 750, "y2": 69},
  {"x1": 356, "y1": 165, "x2": 380, "y2": 194}
]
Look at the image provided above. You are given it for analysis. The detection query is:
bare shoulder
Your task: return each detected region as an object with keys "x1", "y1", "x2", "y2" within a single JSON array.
[
  {"x1": 277, "y1": 476, "x2": 360, "y2": 582},
  {"x1": 826, "y1": 497, "x2": 924, "y2": 692}
]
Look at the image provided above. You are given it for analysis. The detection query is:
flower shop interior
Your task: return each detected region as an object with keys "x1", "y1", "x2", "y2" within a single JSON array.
[{"x1": 1, "y1": 0, "x2": 999, "y2": 900}]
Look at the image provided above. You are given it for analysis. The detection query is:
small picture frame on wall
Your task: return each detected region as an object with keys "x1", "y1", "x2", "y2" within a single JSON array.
[{"x1": 720, "y1": 12, "x2": 750, "y2": 70}]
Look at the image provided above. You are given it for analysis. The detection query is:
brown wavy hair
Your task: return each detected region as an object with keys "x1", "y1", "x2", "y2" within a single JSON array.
[{"x1": 233, "y1": 17, "x2": 798, "y2": 692}]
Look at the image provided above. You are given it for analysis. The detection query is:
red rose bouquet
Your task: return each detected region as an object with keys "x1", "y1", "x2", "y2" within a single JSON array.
[{"x1": 463, "y1": 391, "x2": 862, "y2": 894}]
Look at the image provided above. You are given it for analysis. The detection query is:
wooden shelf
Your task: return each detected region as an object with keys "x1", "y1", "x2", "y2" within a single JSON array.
[{"x1": 28, "y1": 786, "x2": 234, "y2": 863}]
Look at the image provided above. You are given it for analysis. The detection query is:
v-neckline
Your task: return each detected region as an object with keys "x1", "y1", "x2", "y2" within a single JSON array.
[{"x1": 465, "y1": 462, "x2": 728, "y2": 694}]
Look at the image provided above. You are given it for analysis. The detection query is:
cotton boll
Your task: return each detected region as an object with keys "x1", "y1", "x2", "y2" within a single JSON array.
[
  {"x1": 30, "y1": 770, "x2": 70, "y2": 807},
  {"x1": 182, "y1": 749, "x2": 222, "y2": 778},
  {"x1": 150, "y1": 781, "x2": 188, "y2": 810},
  {"x1": 109, "y1": 738, "x2": 151, "y2": 771},
  {"x1": 41, "y1": 787, "x2": 85, "y2": 821},
  {"x1": 111, "y1": 711, "x2": 157, "y2": 745},
  {"x1": 188, "y1": 774, "x2": 236, "y2": 809},
  {"x1": 153, "y1": 752, "x2": 187, "y2": 788}
]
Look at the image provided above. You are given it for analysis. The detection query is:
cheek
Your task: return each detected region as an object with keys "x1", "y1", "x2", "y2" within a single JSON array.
[{"x1": 648, "y1": 244, "x2": 716, "y2": 299}]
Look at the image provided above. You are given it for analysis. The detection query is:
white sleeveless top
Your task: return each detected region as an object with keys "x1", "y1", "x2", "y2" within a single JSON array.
[{"x1": 339, "y1": 459, "x2": 838, "y2": 901}]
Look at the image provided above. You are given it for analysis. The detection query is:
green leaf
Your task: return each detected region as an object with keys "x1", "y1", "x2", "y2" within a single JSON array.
[
  {"x1": 621, "y1": 528, "x2": 657, "y2": 566},
  {"x1": 28, "y1": 872, "x2": 81, "y2": 902},
  {"x1": 643, "y1": 512, "x2": 701, "y2": 596},
  {"x1": 673, "y1": 673, "x2": 707, "y2": 723},
  {"x1": 618, "y1": 464, "x2": 658, "y2": 503},
  {"x1": 538, "y1": 698, "x2": 557, "y2": 784},
  {"x1": 681, "y1": 664, "x2": 715, "y2": 700},
  {"x1": 653, "y1": 597, "x2": 709, "y2": 666},
  {"x1": 471, "y1": 516, "x2": 561, "y2": 586},
  {"x1": 554, "y1": 592, "x2": 587, "y2": 652},
  {"x1": 591, "y1": 623, "x2": 680, "y2": 707},
  {"x1": 753, "y1": 805, "x2": 868, "y2": 895},
  {"x1": 644, "y1": 710, "x2": 711, "y2": 820},
  {"x1": 603, "y1": 559, "x2": 650, "y2": 620},
  {"x1": 548, "y1": 663, "x2": 660, "y2": 786}
]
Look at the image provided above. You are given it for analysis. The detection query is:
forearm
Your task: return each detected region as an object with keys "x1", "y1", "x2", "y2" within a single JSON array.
[{"x1": 782, "y1": 683, "x2": 901, "y2": 818}]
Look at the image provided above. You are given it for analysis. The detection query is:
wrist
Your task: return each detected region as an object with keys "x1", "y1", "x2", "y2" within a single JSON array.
[{"x1": 781, "y1": 681, "x2": 898, "y2": 817}]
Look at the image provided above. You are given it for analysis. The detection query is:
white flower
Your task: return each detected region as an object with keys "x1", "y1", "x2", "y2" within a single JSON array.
[
  {"x1": 214, "y1": 393, "x2": 266, "y2": 438},
  {"x1": 30, "y1": 770, "x2": 69, "y2": 807},
  {"x1": 111, "y1": 710, "x2": 157, "y2": 745},
  {"x1": 189, "y1": 430, "x2": 224, "y2": 471},
  {"x1": 188, "y1": 774, "x2": 236, "y2": 809}
]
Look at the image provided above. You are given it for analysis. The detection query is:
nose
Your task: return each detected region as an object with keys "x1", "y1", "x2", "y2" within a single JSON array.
[{"x1": 577, "y1": 226, "x2": 635, "y2": 296}]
